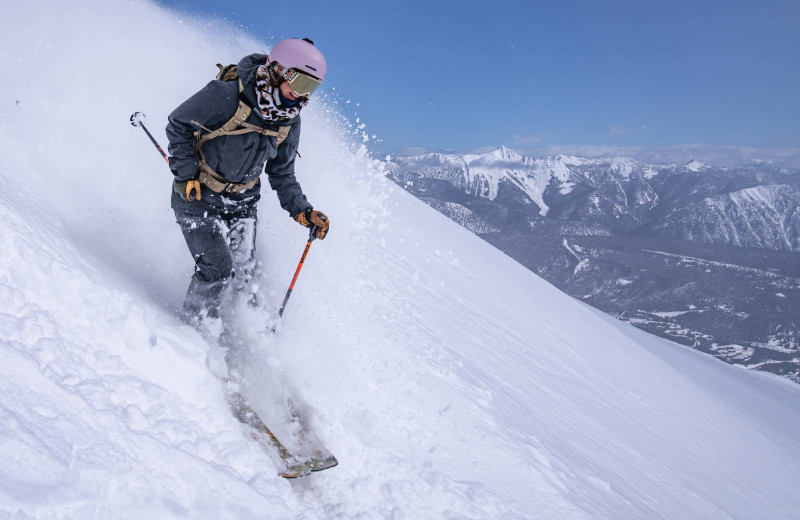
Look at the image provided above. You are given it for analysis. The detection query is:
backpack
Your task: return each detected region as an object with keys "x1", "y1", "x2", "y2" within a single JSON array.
[
  {"x1": 215, "y1": 63, "x2": 239, "y2": 82},
  {"x1": 188, "y1": 62, "x2": 291, "y2": 193}
]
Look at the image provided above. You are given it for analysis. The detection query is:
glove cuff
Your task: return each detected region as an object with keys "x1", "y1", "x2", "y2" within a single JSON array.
[{"x1": 294, "y1": 208, "x2": 313, "y2": 227}]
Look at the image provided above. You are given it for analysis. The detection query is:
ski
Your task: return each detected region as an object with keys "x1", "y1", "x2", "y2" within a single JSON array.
[
  {"x1": 285, "y1": 398, "x2": 339, "y2": 472},
  {"x1": 227, "y1": 391, "x2": 337, "y2": 478},
  {"x1": 303, "y1": 446, "x2": 338, "y2": 472}
]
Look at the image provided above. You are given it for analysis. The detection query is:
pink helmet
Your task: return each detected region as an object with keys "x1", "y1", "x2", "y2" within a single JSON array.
[{"x1": 269, "y1": 38, "x2": 327, "y2": 81}]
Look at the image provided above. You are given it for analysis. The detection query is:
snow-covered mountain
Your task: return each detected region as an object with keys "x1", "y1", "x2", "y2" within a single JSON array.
[
  {"x1": 2, "y1": 2, "x2": 800, "y2": 519},
  {"x1": 390, "y1": 146, "x2": 581, "y2": 218},
  {"x1": 388, "y1": 149, "x2": 800, "y2": 250},
  {"x1": 388, "y1": 148, "x2": 800, "y2": 382},
  {"x1": 652, "y1": 184, "x2": 800, "y2": 250}
]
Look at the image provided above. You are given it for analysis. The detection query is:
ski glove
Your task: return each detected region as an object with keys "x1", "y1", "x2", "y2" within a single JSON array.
[
  {"x1": 174, "y1": 179, "x2": 202, "y2": 201},
  {"x1": 294, "y1": 209, "x2": 330, "y2": 239}
]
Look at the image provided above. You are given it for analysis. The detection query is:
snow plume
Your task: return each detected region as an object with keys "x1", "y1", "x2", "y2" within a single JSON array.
[{"x1": 2, "y1": 1, "x2": 800, "y2": 519}]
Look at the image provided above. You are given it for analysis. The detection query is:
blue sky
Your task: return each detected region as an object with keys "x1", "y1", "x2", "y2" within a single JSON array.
[{"x1": 157, "y1": 0, "x2": 800, "y2": 167}]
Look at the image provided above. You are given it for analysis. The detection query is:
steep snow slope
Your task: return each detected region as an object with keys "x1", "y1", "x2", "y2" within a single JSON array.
[{"x1": 2, "y1": 1, "x2": 800, "y2": 519}]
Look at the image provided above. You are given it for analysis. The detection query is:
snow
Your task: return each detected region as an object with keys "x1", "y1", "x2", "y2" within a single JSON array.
[
  {"x1": 735, "y1": 185, "x2": 783, "y2": 208},
  {"x1": 685, "y1": 159, "x2": 709, "y2": 172},
  {"x1": 700, "y1": 185, "x2": 797, "y2": 250},
  {"x1": 609, "y1": 157, "x2": 635, "y2": 179},
  {"x1": 397, "y1": 150, "x2": 672, "y2": 214},
  {"x1": 2, "y1": 1, "x2": 800, "y2": 519},
  {"x1": 398, "y1": 149, "x2": 586, "y2": 215},
  {"x1": 651, "y1": 311, "x2": 691, "y2": 318}
]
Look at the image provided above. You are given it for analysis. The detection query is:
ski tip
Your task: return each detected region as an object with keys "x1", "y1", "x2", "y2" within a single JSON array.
[
  {"x1": 280, "y1": 455, "x2": 338, "y2": 477},
  {"x1": 309, "y1": 455, "x2": 339, "y2": 472}
]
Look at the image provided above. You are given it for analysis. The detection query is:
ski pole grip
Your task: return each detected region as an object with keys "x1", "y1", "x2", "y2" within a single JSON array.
[{"x1": 130, "y1": 112, "x2": 146, "y2": 127}]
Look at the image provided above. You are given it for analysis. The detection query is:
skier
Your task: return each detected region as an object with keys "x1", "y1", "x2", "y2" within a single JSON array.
[{"x1": 165, "y1": 38, "x2": 330, "y2": 330}]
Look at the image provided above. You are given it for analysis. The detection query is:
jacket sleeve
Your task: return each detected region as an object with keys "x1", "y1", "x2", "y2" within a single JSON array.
[
  {"x1": 266, "y1": 117, "x2": 313, "y2": 217},
  {"x1": 165, "y1": 81, "x2": 237, "y2": 181}
]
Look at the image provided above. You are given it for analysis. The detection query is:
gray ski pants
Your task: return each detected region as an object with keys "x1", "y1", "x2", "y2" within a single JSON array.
[{"x1": 172, "y1": 191, "x2": 260, "y2": 319}]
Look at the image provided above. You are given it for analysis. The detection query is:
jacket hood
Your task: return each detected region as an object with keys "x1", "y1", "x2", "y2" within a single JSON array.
[{"x1": 237, "y1": 53, "x2": 268, "y2": 106}]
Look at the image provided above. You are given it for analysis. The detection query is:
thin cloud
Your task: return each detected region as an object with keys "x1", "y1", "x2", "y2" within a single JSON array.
[
  {"x1": 607, "y1": 125, "x2": 629, "y2": 137},
  {"x1": 512, "y1": 133, "x2": 547, "y2": 145},
  {"x1": 386, "y1": 143, "x2": 800, "y2": 170},
  {"x1": 391, "y1": 146, "x2": 439, "y2": 156},
  {"x1": 520, "y1": 144, "x2": 800, "y2": 170}
]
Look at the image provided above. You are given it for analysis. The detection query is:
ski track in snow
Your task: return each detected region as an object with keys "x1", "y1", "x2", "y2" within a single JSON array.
[{"x1": 2, "y1": 1, "x2": 800, "y2": 519}]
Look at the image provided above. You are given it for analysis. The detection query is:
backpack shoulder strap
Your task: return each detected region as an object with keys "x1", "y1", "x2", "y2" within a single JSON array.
[
  {"x1": 193, "y1": 79, "x2": 290, "y2": 146},
  {"x1": 191, "y1": 82, "x2": 294, "y2": 183},
  {"x1": 231, "y1": 121, "x2": 292, "y2": 146},
  {"x1": 192, "y1": 100, "x2": 252, "y2": 152}
]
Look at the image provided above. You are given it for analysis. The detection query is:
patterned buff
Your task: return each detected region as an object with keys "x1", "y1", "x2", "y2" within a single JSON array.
[{"x1": 255, "y1": 63, "x2": 308, "y2": 121}]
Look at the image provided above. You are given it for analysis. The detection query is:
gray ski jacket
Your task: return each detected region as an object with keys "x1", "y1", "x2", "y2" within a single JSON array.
[{"x1": 166, "y1": 53, "x2": 311, "y2": 217}]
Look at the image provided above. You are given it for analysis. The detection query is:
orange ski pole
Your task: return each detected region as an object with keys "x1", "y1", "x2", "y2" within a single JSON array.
[{"x1": 278, "y1": 226, "x2": 317, "y2": 318}]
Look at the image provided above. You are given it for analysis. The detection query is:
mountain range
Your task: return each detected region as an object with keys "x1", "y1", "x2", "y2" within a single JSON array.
[{"x1": 386, "y1": 147, "x2": 800, "y2": 382}]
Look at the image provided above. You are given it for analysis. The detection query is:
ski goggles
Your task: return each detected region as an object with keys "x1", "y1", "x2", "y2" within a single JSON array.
[{"x1": 283, "y1": 68, "x2": 323, "y2": 97}]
